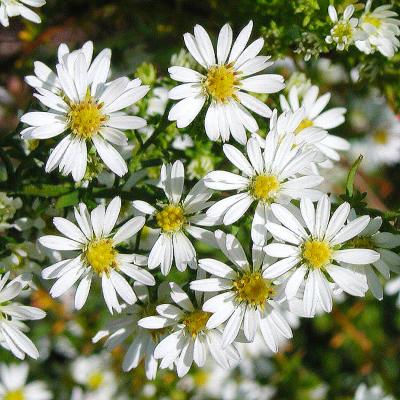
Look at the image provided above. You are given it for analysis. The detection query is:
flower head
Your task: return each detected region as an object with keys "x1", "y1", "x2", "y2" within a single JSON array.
[{"x1": 0, "y1": 0, "x2": 45, "y2": 27}]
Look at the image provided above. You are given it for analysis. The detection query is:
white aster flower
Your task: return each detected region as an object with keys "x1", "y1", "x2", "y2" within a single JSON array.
[
  {"x1": 71, "y1": 354, "x2": 117, "y2": 399},
  {"x1": 325, "y1": 5, "x2": 364, "y2": 51},
  {"x1": 93, "y1": 282, "x2": 170, "y2": 380},
  {"x1": 0, "y1": 273, "x2": 45, "y2": 360},
  {"x1": 356, "y1": 0, "x2": 400, "y2": 58},
  {"x1": 139, "y1": 282, "x2": 240, "y2": 377},
  {"x1": 168, "y1": 21, "x2": 285, "y2": 144},
  {"x1": 354, "y1": 383, "x2": 394, "y2": 400},
  {"x1": 204, "y1": 132, "x2": 323, "y2": 245},
  {"x1": 348, "y1": 214, "x2": 400, "y2": 300},
  {"x1": 190, "y1": 231, "x2": 292, "y2": 351},
  {"x1": 263, "y1": 195, "x2": 380, "y2": 317},
  {"x1": 132, "y1": 160, "x2": 215, "y2": 275},
  {"x1": 0, "y1": 363, "x2": 52, "y2": 400},
  {"x1": 21, "y1": 41, "x2": 149, "y2": 181},
  {"x1": 279, "y1": 85, "x2": 350, "y2": 166},
  {"x1": 0, "y1": 0, "x2": 45, "y2": 27},
  {"x1": 39, "y1": 197, "x2": 155, "y2": 313}
]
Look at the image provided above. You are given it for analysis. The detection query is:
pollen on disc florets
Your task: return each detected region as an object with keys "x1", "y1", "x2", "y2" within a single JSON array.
[
  {"x1": 87, "y1": 371, "x2": 104, "y2": 391},
  {"x1": 373, "y1": 129, "x2": 389, "y2": 144},
  {"x1": 249, "y1": 174, "x2": 280, "y2": 203},
  {"x1": 233, "y1": 271, "x2": 275, "y2": 309},
  {"x1": 4, "y1": 390, "x2": 25, "y2": 400},
  {"x1": 183, "y1": 310, "x2": 211, "y2": 337},
  {"x1": 68, "y1": 93, "x2": 107, "y2": 139},
  {"x1": 363, "y1": 14, "x2": 382, "y2": 28},
  {"x1": 155, "y1": 204, "x2": 186, "y2": 233},
  {"x1": 331, "y1": 21, "x2": 354, "y2": 46},
  {"x1": 295, "y1": 118, "x2": 314, "y2": 134},
  {"x1": 85, "y1": 238, "x2": 117, "y2": 275},
  {"x1": 302, "y1": 240, "x2": 332, "y2": 269},
  {"x1": 204, "y1": 64, "x2": 239, "y2": 103}
]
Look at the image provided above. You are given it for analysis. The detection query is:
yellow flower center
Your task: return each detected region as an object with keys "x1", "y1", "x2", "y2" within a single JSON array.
[
  {"x1": 373, "y1": 129, "x2": 389, "y2": 144},
  {"x1": 183, "y1": 310, "x2": 211, "y2": 337},
  {"x1": 85, "y1": 238, "x2": 117, "y2": 275},
  {"x1": 155, "y1": 204, "x2": 186, "y2": 233},
  {"x1": 68, "y1": 94, "x2": 107, "y2": 139},
  {"x1": 363, "y1": 14, "x2": 382, "y2": 28},
  {"x1": 250, "y1": 175, "x2": 280, "y2": 203},
  {"x1": 295, "y1": 118, "x2": 314, "y2": 134},
  {"x1": 87, "y1": 371, "x2": 104, "y2": 391},
  {"x1": 194, "y1": 370, "x2": 209, "y2": 387},
  {"x1": 303, "y1": 240, "x2": 332, "y2": 269},
  {"x1": 204, "y1": 65, "x2": 238, "y2": 103},
  {"x1": 4, "y1": 390, "x2": 25, "y2": 400},
  {"x1": 332, "y1": 21, "x2": 353, "y2": 43},
  {"x1": 233, "y1": 271, "x2": 275, "y2": 309}
]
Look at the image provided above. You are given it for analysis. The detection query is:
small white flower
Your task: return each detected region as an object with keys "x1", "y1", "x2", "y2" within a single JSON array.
[
  {"x1": 168, "y1": 21, "x2": 285, "y2": 144},
  {"x1": 190, "y1": 231, "x2": 292, "y2": 351},
  {"x1": 93, "y1": 282, "x2": 170, "y2": 380},
  {"x1": 132, "y1": 160, "x2": 216, "y2": 275},
  {"x1": 139, "y1": 282, "x2": 240, "y2": 377},
  {"x1": 204, "y1": 130, "x2": 323, "y2": 245},
  {"x1": 356, "y1": 0, "x2": 400, "y2": 58},
  {"x1": 0, "y1": 363, "x2": 52, "y2": 400},
  {"x1": 348, "y1": 214, "x2": 400, "y2": 300},
  {"x1": 39, "y1": 197, "x2": 155, "y2": 314},
  {"x1": 0, "y1": 0, "x2": 45, "y2": 27},
  {"x1": 354, "y1": 383, "x2": 394, "y2": 400},
  {"x1": 172, "y1": 134, "x2": 194, "y2": 150},
  {"x1": 326, "y1": 5, "x2": 364, "y2": 51},
  {"x1": 71, "y1": 354, "x2": 117, "y2": 398},
  {"x1": 264, "y1": 195, "x2": 380, "y2": 317},
  {"x1": 0, "y1": 273, "x2": 45, "y2": 360},
  {"x1": 22, "y1": 41, "x2": 149, "y2": 181},
  {"x1": 147, "y1": 87, "x2": 169, "y2": 116},
  {"x1": 279, "y1": 85, "x2": 350, "y2": 166}
]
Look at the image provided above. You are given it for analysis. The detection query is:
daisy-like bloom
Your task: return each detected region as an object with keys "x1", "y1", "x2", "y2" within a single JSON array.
[
  {"x1": 70, "y1": 354, "x2": 117, "y2": 399},
  {"x1": 325, "y1": 5, "x2": 365, "y2": 51},
  {"x1": 354, "y1": 383, "x2": 394, "y2": 400},
  {"x1": 0, "y1": 0, "x2": 45, "y2": 27},
  {"x1": 0, "y1": 273, "x2": 45, "y2": 360},
  {"x1": 263, "y1": 195, "x2": 380, "y2": 317},
  {"x1": 279, "y1": 85, "x2": 350, "y2": 166},
  {"x1": 168, "y1": 21, "x2": 285, "y2": 144},
  {"x1": 39, "y1": 197, "x2": 155, "y2": 314},
  {"x1": 139, "y1": 282, "x2": 240, "y2": 377},
  {"x1": 204, "y1": 132, "x2": 323, "y2": 246},
  {"x1": 132, "y1": 160, "x2": 216, "y2": 275},
  {"x1": 0, "y1": 363, "x2": 52, "y2": 400},
  {"x1": 21, "y1": 41, "x2": 149, "y2": 182},
  {"x1": 93, "y1": 282, "x2": 170, "y2": 380},
  {"x1": 347, "y1": 214, "x2": 400, "y2": 300},
  {"x1": 355, "y1": 0, "x2": 400, "y2": 58},
  {"x1": 190, "y1": 231, "x2": 292, "y2": 351}
]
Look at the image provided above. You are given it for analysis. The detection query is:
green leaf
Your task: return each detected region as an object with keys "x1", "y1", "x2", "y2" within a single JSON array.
[
  {"x1": 346, "y1": 155, "x2": 363, "y2": 198},
  {"x1": 55, "y1": 191, "x2": 80, "y2": 209},
  {"x1": 21, "y1": 184, "x2": 73, "y2": 197}
]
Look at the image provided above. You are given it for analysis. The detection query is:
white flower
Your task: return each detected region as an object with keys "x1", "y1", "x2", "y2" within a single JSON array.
[
  {"x1": 39, "y1": 197, "x2": 155, "y2": 313},
  {"x1": 93, "y1": 282, "x2": 170, "y2": 380},
  {"x1": 139, "y1": 282, "x2": 240, "y2": 377},
  {"x1": 132, "y1": 160, "x2": 216, "y2": 275},
  {"x1": 354, "y1": 383, "x2": 394, "y2": 400},
  {"x1": 348, "y1": 215, "x2": 400, "y2": 300},
  {"x1": 325, "y1": 5, "x2": 364, "y2": 51},
  {"x1": 350, "y1": 113, "x2": 400, "y2": 171},
  {"x1": 168, "y1": 21, "x2": 285, "y2": 144},
  {"x1": 147, "y1": 87, "x2": 169, "y2": 116},
  {"x1": 263, "y1": 195, "x2": 380, "y2": 317},
  {"x1": 190, "y1": 231, "x2": 292, "y2": 351},
  {"x1": 71, "y1": 354, "x2": 117, "y2": 398},
  {"x1": 0, "y1": 273, "x2": 45, "y2": 360},
  {"x1": 21, "y1": 41, "x2": 149, "y2": 181},
  {"x1": 279, "y1": 85, "x2": 350, "y2": 166},
  {"x1": 204, "y1": 131, "x2": 323, "y2": 246},
  {"x1": 0, "y1": 363, "x2": 52, "y2": 400},
  {"x1": 0, "y1": 0, "x2": 45, "y2": 27},
  {"x1": 355, "y1": 0, "x2": 400, "y2": 58},
  {"x1": 172, "y1": 134, "x2": 194, "y2": 150}
]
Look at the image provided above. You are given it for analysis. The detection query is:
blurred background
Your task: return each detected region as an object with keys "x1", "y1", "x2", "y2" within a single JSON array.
[{"x1": 0, "y1": 1, "x2": 400, "y2": 399}]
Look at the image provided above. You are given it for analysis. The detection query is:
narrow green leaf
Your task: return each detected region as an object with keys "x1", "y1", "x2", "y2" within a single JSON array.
[
  {"x1": 346, "y1": 155, "x2": 363, "y2": 198},
  {"x1": 55, "y1": 191, "x2": 80, "y2": 209}
]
